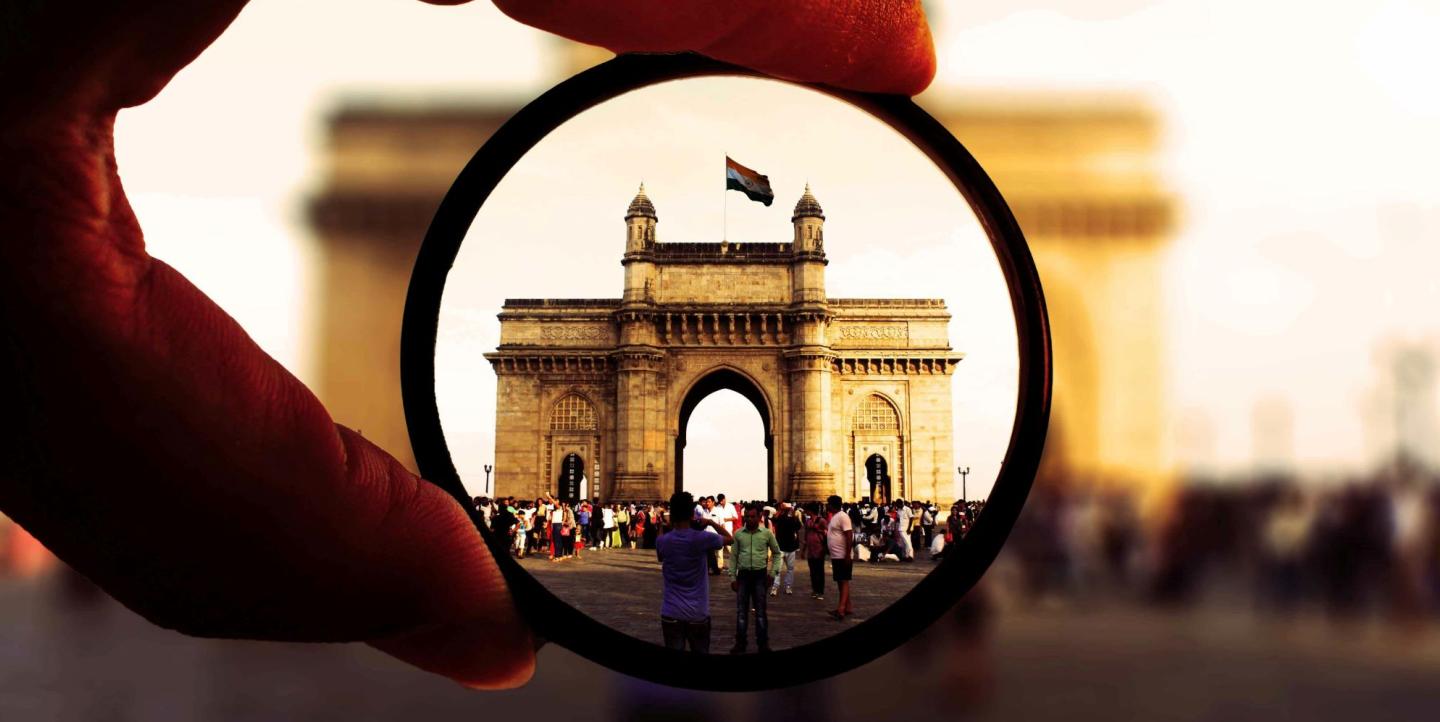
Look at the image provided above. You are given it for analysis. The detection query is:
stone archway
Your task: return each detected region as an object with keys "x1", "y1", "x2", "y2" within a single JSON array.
[
  {"x1": 674, "y1": 367, "x2": 774, "y2": 499},
  {"x1": 485, "y1": 185, "x2": 963, "y2": 504}
]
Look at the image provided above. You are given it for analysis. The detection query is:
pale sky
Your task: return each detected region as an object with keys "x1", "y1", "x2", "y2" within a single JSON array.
[
  {"x1": 432, "y1": 78, "x2": 1019, "y2": 501},
  {"x1": 113, "y1": 0, "x2": 1440, "y2": 487}
]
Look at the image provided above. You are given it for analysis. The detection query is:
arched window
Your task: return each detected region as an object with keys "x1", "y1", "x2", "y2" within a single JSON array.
[
  {"x1": 550, "y1": 393, "x2": 597, "y2": 431},
  {"x1": 852, "y1": 394, "x2": 899, "y2": 431}
]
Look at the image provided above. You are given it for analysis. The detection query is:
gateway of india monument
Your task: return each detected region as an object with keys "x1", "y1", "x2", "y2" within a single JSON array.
[{"x1": 484, "y1": 186, "x2": 963, "y2": 503}]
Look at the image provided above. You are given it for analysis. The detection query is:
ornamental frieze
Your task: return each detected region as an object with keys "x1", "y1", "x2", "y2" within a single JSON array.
[
  {"x1": 539, "y1": 325, "x2": 612, "y2": 341},
  {"x1": 834, "y1": 324, "x2": 907, "y2": 340}
]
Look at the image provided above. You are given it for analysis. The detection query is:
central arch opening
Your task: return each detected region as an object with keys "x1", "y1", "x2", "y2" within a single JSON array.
[{"x1": 676, "y1": 369, "x2": 773, "y2": 502}]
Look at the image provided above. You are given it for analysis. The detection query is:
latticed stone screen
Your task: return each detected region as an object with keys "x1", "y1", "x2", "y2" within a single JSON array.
[
  {"x1": 550, "y1": 394, "x2": 597, "y2": 431},
  {"x1": 852, "y1": 394, "x2": 899, "y2": 431}
]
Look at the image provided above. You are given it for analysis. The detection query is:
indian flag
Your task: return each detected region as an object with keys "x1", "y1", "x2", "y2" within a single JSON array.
[{"x1": 725, "y1": 156, "x2": 775, "y2": 206}]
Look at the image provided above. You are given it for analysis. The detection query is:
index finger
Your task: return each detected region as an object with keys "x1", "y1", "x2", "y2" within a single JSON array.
[{"x1": 492, "y1": 0, "x2": 936, "y2": 95}]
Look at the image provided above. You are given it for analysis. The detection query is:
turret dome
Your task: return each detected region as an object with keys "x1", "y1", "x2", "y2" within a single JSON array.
[
  {"x1": 625, "y1": 183, "x2": 657, "y2": 220},
  {"x1": 791, "y1": 184, "x2": 825, "y2": 222}
]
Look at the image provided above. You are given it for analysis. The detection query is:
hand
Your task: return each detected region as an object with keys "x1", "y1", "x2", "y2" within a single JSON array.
[{"x1": 0, "y1": 0, "x2": 934, "y2": 690}]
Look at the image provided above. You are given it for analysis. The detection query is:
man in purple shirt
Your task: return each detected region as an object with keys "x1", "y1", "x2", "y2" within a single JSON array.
[{"x1": 656, "y1": 491, "x2": 733, "y2": 652}]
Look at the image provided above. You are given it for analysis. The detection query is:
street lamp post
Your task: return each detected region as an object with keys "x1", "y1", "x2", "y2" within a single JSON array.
[
  {"x1": 484, "y1": 464, "x2": 493, "y2": 497},
  {"x1": 957, "y1": 466, "x2": 970, "y2": 504}
]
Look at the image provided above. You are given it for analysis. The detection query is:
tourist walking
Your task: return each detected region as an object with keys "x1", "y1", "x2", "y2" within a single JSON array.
[
  {"x1": 642, "y1": 505, "x2": 660, "y2": 549},
  {"x1": 513, "y1": 502, "x2": 529, "y2": 558},
  {"x1": 602, "y1": 502, "x2": 617, "y2": 549},
  {"x1": 701, "y1": 497, "x2": 723, "y2": 574},
  {"x1": 576, "y1": 500, "x2": 592, "y2": 551},
  {"x1": 616, "y1": 504, "x2": 631, "y2": 548},
  {"x1": 562, "y1": 501, "x2": 579, "y2": 559},
  {"x1": 827, "y1": 495, "x2": 855, "y2": 619},
  {"x1": 921, "y1": 502, "x2": 937, "y2": 552},
  {"x1": 547, "y1": 498, "x2": 565, "y2": 561},
  {"x1": 897, "y1": 499, "x2": 916, "y2": 561},
  {"x1": 730, "y1": 504, "x2": 780, "y2": 654},
  {"x1": 656, "y1": 491, "x2": 732, "y2": 653},
  {"x1": 632, "y1": 506, "x2": 647, "y2": 550},
  {"x1": 770, "y1": 503, "x2": 801, "y2": 596},
  {"x1": 804, "y1": 502, "x2": 829, "y2": 599},
  {"x1": 716, "y1": 494, "x2": 739, "y2": 570}
]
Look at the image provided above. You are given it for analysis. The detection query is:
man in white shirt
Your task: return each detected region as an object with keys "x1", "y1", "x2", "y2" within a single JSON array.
[
  {"x1": 714, "y1": 494, "x2": 739, "y2": 571},
  {"x1": 701, "y1": 497, "x2": 723, "y2": 574},
  {"x1": 826, "y1": 495, "x2": 854, "y2": 620},
  {"x1": 897, "y1": 499, "x2": 915, "y2": 561}
]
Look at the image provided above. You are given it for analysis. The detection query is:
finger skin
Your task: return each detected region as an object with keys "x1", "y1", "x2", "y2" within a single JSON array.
[
  {"x1": 492, "y1": 0, "x2": 936, "y2": 95},
  {"x1": 0, "y1": 113, "x2": 534, "y2": 687}
]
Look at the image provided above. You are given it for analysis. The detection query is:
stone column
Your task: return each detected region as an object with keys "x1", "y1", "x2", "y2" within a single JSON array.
[
  {"x1": 612, "y1": 310, "x2": 665, "y2": 500},
  {"x1": 784, "y1": 311, "x2": 836, "y2": 502}
]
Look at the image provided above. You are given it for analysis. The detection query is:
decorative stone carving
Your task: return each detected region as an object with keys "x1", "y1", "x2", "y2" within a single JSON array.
[
  {"x1": 540, "y1": 325, "x2": 610, "y2": 341},
  {"x1": 837, "y1": 324, "x2": 907, "y2": 340}
]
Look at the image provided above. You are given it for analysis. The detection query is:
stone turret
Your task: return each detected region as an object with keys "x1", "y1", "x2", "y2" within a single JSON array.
[
  {"x1": 625, "y1": 183, "x2": 657, "y2": 253},
  {"x1": 791, "y1": 183, "x2": 825, "y2": 253},
  {"x1": 785, "y1": 184, "x2": 835, "y2": 501},
  {"x1": 789, "y1": 184, "x2": 827, "y2": 306},
  {"x1": 622, "y1": 183, "x2": 658, "y2": 305}
]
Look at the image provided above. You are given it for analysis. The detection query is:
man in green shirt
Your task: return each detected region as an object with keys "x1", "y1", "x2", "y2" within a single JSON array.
[{"x1": 729, "y1": 503, "x2": 781, "y2": 654}]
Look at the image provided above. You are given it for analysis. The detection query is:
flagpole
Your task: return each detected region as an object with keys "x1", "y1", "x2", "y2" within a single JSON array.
[{"x1": 723, "y1": 154, "x2": 728, "y2": 242}]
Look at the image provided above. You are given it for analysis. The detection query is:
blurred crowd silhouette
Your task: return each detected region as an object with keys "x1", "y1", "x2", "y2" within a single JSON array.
[{"x1": 1000, "y1": 460, "x2": 1440, "y2": 623}]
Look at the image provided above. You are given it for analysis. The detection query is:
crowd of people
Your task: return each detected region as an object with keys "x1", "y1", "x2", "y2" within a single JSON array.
[
  {"x1": 471, "y1": 491, "x2": 983, "y2": 654},
  {"x1": 997, "y1": 466, "x2": 1440, "y2": 622}
]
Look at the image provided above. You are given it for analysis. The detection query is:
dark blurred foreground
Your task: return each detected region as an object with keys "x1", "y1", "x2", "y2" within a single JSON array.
[{"x1": 3, "y1": 468, "x2": 1439, "y2": 721}]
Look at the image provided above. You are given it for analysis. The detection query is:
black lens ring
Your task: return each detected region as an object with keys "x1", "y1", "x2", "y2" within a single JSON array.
[{"x1": 401, "y1": 52, "x2": 1051, "y2": 691}]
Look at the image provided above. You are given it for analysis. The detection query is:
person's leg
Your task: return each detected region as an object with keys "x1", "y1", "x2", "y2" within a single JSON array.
[
  {"x1": 772, "y1": 551, "x2": 790, "y2": 594},
  {"x1": 661, "y1": 617, "x2": 685, "y2": 650},
  {"x1": 838, "y1": 580, "x2": 851, "y2": 615},
  {"x1": 733, "y1": 574, "x2": 749, "y2": 652},
  {"x1": 752, "y1": 572, "x2": 770, "y2": 650},
  {"x1": 809, "y1": 558, "x2": 825, "y2": 597},
  {"x1": 689, "y1": 617, "x2": 712, "y2": 654}
]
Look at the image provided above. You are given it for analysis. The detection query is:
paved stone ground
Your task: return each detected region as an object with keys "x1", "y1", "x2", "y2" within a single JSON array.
[
  {"x1": 515, "y1": 545, "x2": 935, "y2": 650},
  {"x1": 6, "y1": 567, "x2": 1440, "y2": 720}
]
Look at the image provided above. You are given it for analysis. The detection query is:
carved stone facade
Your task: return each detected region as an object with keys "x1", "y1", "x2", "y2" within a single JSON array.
[{"x1": 486, "y1": 186, "x2": 962, "y2": 503}]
